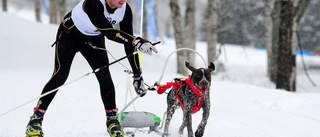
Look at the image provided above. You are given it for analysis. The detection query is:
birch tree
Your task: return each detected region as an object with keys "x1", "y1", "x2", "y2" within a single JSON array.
[
  {"x1": 206, "y1": 0, "x2": 218, "y2": 64},
  {"x1": 170, "y1": 0, "x2": 188, "y2": 75},
  {"x1": 276, "y1": 0, "x2": 310, "y2": 91},
  {"x1": 142, "y1": 0, "x2": 148, "y2": 38},
  {"x1": 2, "y1": 0, "x2": 7, "y2": 11},
  {"x1": 276, "y1": 0, "x2": 295, "y2": 91},
  {"x1": 185, "y1": 0, "x2": 196, "y2": 65},
  {"x1": 49, "y1": 0, "x2": 66, "y2": 24},
  {"x1": 268, "y1": 0, "x2": 281, "y2": 83},
  {"x1": 50, "y1": 0, "x2": 58, "y2": 24},
  {"x1": 35, "y1": 0, "x2": 41, "y2": 22},
  {"x1": 264, "y1": 0, "x2": 274, "y2": 79},
  {"x1": 58, "y1": 0, "x2": 66, "y2": 23}
]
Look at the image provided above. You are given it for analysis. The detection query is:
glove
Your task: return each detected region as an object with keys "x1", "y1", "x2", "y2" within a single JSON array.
[
  {"x1": 133, "y1": 37, "x2": 158, "y2": 55},
  {"x1": 133, "y1": 74, "x2": 147, "y2": 97}
]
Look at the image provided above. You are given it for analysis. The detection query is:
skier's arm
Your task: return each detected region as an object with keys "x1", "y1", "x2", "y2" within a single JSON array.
[{"x1": 119, "y1": 4, "x2": 141, "y2": 75}]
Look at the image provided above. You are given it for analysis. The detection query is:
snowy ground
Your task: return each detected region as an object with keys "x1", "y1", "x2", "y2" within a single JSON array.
[{"x1": 1, "y1": 11, "x2": 320, "y2": 137}]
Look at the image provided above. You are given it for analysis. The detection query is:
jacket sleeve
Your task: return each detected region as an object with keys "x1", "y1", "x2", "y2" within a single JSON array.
[{"x1": 120, "y1": 4, "x2": 141, "y2": 75}]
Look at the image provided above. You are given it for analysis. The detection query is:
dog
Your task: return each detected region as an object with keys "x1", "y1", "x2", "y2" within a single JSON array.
[{"x1": 162, "y1": 62, "x2": 215, "y2": 137}]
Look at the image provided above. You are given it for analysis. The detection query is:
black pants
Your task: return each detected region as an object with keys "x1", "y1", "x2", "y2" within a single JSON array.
[{"x1": 37, "y1": 13, "x2": 116, "y2": 112}]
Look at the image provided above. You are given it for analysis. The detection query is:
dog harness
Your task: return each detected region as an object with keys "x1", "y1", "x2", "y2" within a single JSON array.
[{"x1": 157, "y1": 76, "x2": 207, "y2": 113}]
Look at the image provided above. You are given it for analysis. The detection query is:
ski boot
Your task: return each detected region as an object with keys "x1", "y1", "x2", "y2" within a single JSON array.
[
  {"x1": 26, "y1": 108, "x2": 45, "y2": 137},
  {"x1": 106, "y1": 109, "x2": 124, "y2": 137}
]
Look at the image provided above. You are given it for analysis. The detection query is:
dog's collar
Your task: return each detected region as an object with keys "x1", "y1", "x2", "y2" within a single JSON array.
[{"x1": 185, "y1": 76, "x2": 208, "y2": 94}]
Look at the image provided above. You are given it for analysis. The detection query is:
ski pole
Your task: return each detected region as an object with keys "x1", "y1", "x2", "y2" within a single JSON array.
[
  {"x1": 0, "y1": 51, "x2": 138, "y2": 117},
  {"x1": 118, "y1": 94, "x2": 141, "y2": 115},
  {"x1": 118, "y1": 87, "x2": 150, "y2": 116}
]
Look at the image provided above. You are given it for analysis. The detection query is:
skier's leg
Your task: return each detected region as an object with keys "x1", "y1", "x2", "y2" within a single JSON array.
[
  {"x1": 80, "y1": 35, "x2": 116, "y2": 110},
  {"x1": 26, "y1": 25, "x2": 77, "y2": 137},
  {"x1": 80, "y1": 35, "x2": 124, "y2": 137},
  {"x1": 37, "y1": 40, "x2": 77, "y2": 110}
]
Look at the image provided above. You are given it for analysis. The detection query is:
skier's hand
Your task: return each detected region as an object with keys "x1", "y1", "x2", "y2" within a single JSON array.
[
  {"x1": 133, "y1": 37, "x2": 158, "y2": 55},
  {"x1": 133, "y1": 74, "x2": 147, "y2": 97}
]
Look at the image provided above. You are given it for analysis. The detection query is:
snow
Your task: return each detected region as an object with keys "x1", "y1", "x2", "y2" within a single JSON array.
[{"x1": 1, "y1": 11, "x2": 320, "y2": 137}]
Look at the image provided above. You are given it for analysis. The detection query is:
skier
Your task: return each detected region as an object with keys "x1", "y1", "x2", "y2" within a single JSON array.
[{"x1": 25, "y1": 0, "x2": 158, "y2": 137}]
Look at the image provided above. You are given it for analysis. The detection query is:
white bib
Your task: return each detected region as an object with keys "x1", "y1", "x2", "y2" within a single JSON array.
[{"x1": 71, "y1": 0, "x2": 126, "y2": 36}]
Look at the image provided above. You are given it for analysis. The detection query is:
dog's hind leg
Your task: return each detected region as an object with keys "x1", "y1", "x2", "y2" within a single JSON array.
[
  {"x1": 178, "y1": 111, "x2": 187, "y2": 135},
  {"x1": 162, "y1": 89, "x2": 178, "y2": 137},
  {"x1": 185, "y1": 112, "x2": 194, "y2": 137}
]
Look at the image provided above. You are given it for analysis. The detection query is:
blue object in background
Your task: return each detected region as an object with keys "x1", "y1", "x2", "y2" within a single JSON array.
[
  {"x1": 146, "y1": 0, "x2": 158, "y2": 41},
  {"x1": 135, "y1": 0, "x2": 158, "y2": 41},
  {"x1": 255, "y1": 47, "x2": 313, "y2": 56},
  {"x1": 296, "y1": 50, "x2": 313, "y2": 56},
  {"x1": 42, "y1": 0, "x2": 49, "y2": 15},
  {"x1": 256, "y1": 47, "x2": 266, "y2": 51}
]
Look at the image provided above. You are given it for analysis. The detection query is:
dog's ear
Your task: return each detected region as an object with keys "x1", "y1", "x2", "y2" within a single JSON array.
[
  {"x1": 185, "y1": 62, "x2": 197, "y2": 72},
  {"x1": 208, "y1": 62, "x2": 215, "y2": 72}
]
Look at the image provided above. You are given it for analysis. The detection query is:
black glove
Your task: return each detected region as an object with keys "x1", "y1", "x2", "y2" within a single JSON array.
[
  {"x1": 133, "y1": 37, "x2": 158, "y2": 55},
  {"x1": 133, "y1": 74, "x2": 147, "y2": 97}
]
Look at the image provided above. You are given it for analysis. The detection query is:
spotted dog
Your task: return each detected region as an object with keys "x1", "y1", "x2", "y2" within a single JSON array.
[{"x1": 161, "y1": 62, "x2": 215, "y2": 137}]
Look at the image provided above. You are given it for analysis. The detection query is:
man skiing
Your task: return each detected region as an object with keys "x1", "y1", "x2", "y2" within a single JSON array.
[{"x1": 25, "y1": 0, "x2": 158, "y2": 137}]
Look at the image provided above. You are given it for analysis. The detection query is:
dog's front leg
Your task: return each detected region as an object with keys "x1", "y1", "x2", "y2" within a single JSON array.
[{"x1": 195, "y1": 94, "x2": 210, "y2": 137}]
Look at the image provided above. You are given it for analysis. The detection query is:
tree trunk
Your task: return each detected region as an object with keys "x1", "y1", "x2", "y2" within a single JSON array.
[
  {"x1": 207, "y1": 0, "x2": 217, "y2": 64},
  {"x1": 276, "y1": 0, "x2": 295, "y2": 91},
  {"x1": 185, "y1": 0, "x2": 195, "y2": 65},
  {"x1": 270, "y1": 0, "x2": 281, "y2": 83},
  {"x1": 295, "y1": 0, "x2": 311, "y2": 24},
  {"x1": 35, "y1": 0, "x2": 41, "y2": 22},
  {"x1": 2, "y1": 0, "x2": 7, "y2": 11},
  {"x1": 275, "y1": 0, "x2": 310, "y2": 92},
  {"x1": 170, "y1": 0, "x2": 188, "y2": 75},
  {"x1": 142, "y1": 0, "x2": 148, "y2": 38},
  {"x1": 58, "y1": 0, "x2": 66, "y2": 23},
  {"x1": 50, "y1": 0, "x2": 58, "y2": 24},
  {"x1": 264, "y1": 0, "x2": 274, "y2": 79},
  {"x1": 291, "y1": 0, "x2": 310, "y2": 58}
]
